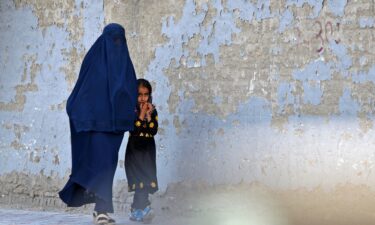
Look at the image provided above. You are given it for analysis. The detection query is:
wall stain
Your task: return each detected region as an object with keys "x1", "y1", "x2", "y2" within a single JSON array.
[
  {"x1": 3, "y1": 123, "x2": 30, "y2": 151},
  {"x1": 60, "y1": 47, "x2": 85, "y2": 90},
  {"x1": 0, "y1": 54, "x2": 40, "y2": 112},
  {"x1": 13, "y1": 0, "x2": 75, "y2": 29}
]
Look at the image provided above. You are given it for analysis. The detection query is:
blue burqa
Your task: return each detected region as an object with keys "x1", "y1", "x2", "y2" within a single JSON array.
[
  {"x1": 66, "y1": 23, "x2": 137, "y2": 132},
  {"x1": 59, "y1": 23, "x2": 137, "y2": 213}
]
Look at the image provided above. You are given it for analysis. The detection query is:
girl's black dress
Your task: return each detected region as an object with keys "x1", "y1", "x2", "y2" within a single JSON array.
[{"x1": 125, "y1": 109, "x2": 158, "y2": 196}]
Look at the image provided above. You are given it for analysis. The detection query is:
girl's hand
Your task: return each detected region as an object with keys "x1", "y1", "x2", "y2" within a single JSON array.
[
  {"x1": 146, "y1": 103, "x2": 154, "y2": 113},
  {"x1": 145, "y1": 103, "x2": 154, "y2": 122},
  {"x1": 142, "y1": 103, "x2": 149, "y2": 112},
  {"x1": 139, "y1": 103, "x2": 148, "y2": 120}
]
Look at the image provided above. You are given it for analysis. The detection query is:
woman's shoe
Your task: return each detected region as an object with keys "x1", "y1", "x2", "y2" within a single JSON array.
[{"x1": 93, "y1": 211, "x2": 116, "y2": 225}]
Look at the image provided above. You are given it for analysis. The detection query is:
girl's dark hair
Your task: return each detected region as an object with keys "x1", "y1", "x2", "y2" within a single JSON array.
[{"x1": 137, "y1": 78, "x2": 152, "y2": 94}]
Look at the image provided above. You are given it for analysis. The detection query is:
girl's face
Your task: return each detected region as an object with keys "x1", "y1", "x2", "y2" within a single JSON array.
[{"x1": 138, "y1": 86, "x2": 150, "y2": 105}]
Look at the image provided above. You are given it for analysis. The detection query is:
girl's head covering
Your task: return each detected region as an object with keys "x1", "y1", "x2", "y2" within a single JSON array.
[{"x1": 67, "y1": 23, "x2": 137, "y2": 132}]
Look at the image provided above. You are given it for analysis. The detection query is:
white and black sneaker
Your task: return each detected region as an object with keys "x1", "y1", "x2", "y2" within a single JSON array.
[{"x1": 93, "y1": 211, "x2": 116, "y2": 225}]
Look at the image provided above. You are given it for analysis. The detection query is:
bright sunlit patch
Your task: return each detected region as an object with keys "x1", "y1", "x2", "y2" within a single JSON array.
[{"x1": 186, "y1": 185, "x2": 290, "y2": 225}]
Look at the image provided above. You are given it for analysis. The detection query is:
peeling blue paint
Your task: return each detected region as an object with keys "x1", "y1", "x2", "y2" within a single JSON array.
[
  {"x1": 0, "y1": 0, "x2": 103, "y2": 177},
  {"x1": 339, "y1": 88, "x2": 360, "y2": 115},
  {"x1": 231, "y1": 96, "x2": 272, "y2": 124},
  {"x1": 161, "y1": 96, "x2": 273, "y2": 183},
  {"x1": 277, "y1": 82, "x2": 295, "y2": 113},
  {"x1": 187, "y1": 58, "x2": 196, "y2": 68},
  {"x1": 2, "y1": 0, "x2": 375, "y2": 192},
  {"x1": 161, "y1": 0, "x2": 204, "y2": 43},
  {"x1": 352, "y1": 65, "x2": 375, "y2": 84},
  {"x1": 327, "y1": 0, "x2": 347, "y2": 17},
  {"x1": 293, "y1": 60, "x2": 332, "y2": 106},
  {"x1": 359, "y1": 56, "x2": 367, "y2": 66},
  {"x1": 197, "y1": 0, "x2": 240, "y2": 64},
  {"x1": 270, "y1": 46, "x2": 283, "y2": 55},
  {"x1": 226, "y1": 0, "x2": 255, "y2": 22},
  {"x1": 254, "y1": 0, "x2": 273, "y2": 20},
  {"x1": 286, "y1": 0, "x2": 323, "y2": 18},
  {"x1": 293, "y1": 60, "x2": 332, "y2": 81},
  {"x1": 161, "y1": 0, "x2": 247, "y2": 65},
  {"x1": 213, "y1": 96, "x2": 223, "y2": 104},
  {"x1": 359, "y1": 17, "x2": 375, "y2": 28},
  {"x1": 278, "y1": 9, "x2": 294, "y2": 33},
  {"x1": 82, "y1": 2, "x2": 104, "y2": 46},
  {"x1": 160, "y1": 0, "x2": 206, "y2": 67},
  {"x1": 303, "y1": 81, "x2": 323, "y2": 105},
  {"x1": 227, "y1": 0, "x2": 273, "y2": 22},
  {"x1": 0, "y1": 3, "x2": 40, "y2": 103},
  {"x1": 329, "y1": 41, "x2": 352, "y2": 73}
]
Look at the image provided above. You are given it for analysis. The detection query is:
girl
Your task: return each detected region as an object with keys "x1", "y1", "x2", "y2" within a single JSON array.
[{"x1": 125, "y1": 78, "x2": 158, "y2": 223}]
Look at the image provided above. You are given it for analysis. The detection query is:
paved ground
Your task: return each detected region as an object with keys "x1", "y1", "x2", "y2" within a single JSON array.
[
  {"x1": 0, "y1": 208, "x2": 152, "y2": 225},
  {"x1": 0, "y1": 208, "x2": 194, "y2": 225},
  {"x1": 3, "y1": 183, "x2": 375, "y2": 225}
]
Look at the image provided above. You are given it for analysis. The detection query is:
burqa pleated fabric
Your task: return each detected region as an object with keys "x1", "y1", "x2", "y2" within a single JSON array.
[
  {"x1": 59, "y1": 23, "x2": 137, "y2": 213},
  {"x1": 66, "y1": 23, "x2": 137, "y2": 132}
]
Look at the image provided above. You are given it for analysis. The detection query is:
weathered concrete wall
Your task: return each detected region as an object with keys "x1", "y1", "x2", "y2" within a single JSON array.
[
  {"x1": 1, "y1": 0, "x2": 375, "y2": 210},
  {"x1": 106, "y1": 0, "x2": 375, "y2": 189},
  {"x1": 0, "y1": 0, "x2": 111, "y2": 209}
]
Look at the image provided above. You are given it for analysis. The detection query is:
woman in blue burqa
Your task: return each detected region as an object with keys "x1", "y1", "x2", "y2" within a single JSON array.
[{"x1": 59, "y1": 23, "x2": 137, "y2": 225}]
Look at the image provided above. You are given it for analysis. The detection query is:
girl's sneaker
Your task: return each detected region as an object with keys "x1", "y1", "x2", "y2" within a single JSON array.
[
  {"x1": 141, "y1": 206, "x2": 155, "y2": 224},
  {"x1": 129, "y1": 208, "x2": 143, "y2": 222},
  {"x1": 129, "y1": 206, "x2": 154, "y2": 223}
]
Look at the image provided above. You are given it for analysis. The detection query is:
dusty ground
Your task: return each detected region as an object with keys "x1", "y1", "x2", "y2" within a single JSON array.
[
  {"x1": 2, "y1": 183, "x2": 375, "y2": 225},
  {"x1": 149, "y1": 182, "x2": 375, "y2": 225}
]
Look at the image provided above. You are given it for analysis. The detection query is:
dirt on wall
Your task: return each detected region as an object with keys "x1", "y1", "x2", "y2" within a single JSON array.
[
  {"x1": 104, "y1": 0, "x2": 375, "y2": 131},
  {"x1": 1, "y1": 1, "x2": 375, "y2": 224}
]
